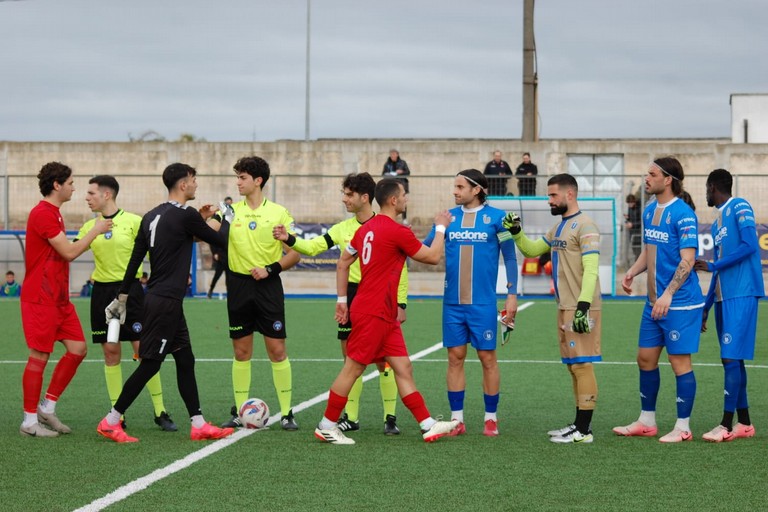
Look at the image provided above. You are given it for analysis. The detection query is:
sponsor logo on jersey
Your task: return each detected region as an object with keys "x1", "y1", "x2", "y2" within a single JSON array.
[
  {"x1": 714, "y1": 227, "x2": 728, "y2": 245},
  {"x1": 132, "y1": 322, "x2": 142, "y2": 333},
  {"x1": 448, "y1": 230, "x2": 489, "y2": 242},
  {"x1": 644, "y1": 228, "x2": 670, "y2": 242},
  {"x1": 551, "y1": 239, "x2": 567, "y2": 249}
]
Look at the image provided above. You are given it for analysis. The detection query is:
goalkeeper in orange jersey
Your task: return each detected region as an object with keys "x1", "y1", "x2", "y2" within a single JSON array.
[{"x1": 273, "y1": 172, "x2": 406, "y2": 435}]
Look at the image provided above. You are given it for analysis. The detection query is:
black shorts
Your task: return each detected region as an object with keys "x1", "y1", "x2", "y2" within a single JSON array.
[
  {"x1": 139, "y1": 294, "x2": 191, "y2": 361},
  {"x1": 90, "y1": 280, "x2": 144, "y2": 343},
  {"x1": 226, "y1": 271, "x2": 287, "y2": 339},
  {"x1": 337, "y1": 282, "x2": 358, "y2": 341}
]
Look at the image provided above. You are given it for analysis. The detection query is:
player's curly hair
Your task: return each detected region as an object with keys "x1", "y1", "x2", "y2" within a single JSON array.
[
  {"x1": 233, "y1": 156, "x2": 270, "y2": 189},
  {"x1": 37, "y1": 162, "x2": 72, "y2": 197},
  {"x1": 342, "y1": 172, "x2": 376, "y2": 203},
  {"x1": 162, "y1": 163, "x2": 197, "y2": 191},
  {"x1": 707, "y1": 168, "x2": 732, "y2": 195}
]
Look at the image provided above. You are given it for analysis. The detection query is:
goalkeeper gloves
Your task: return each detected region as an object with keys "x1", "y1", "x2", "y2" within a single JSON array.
[
  {"x1": 105, "y1": 293, "x2": 129, "y2": 324},
  {"x1": 218, "y1": 201, "x2": 235, "y2": 224},
  {"x1": 572, "y1": 301, "x2": 591, "y2": 334},
  {"x1": 498, "y1": 310, "x2": 515, "y2": 346},
  {"x1": 502, "y1": 212, "x2": 522, "y2": 235}
]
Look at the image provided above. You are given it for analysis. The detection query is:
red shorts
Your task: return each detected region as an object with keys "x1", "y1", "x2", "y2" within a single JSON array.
[
  {"x1": 346, "y1": 310, "x2": 408, "y2": 365},
  {"x1": 21, "y1": 301, "x2": 85, "y2": 353}
]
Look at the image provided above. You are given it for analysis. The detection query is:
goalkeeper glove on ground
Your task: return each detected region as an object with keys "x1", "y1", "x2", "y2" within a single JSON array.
[
  {"x1": 105, "y1": 293, "x2": 128, "y2": 324},
  {"x1": 502, "y1": 212, "x2": 522, "y2": 235},
  {"x1": 572, "y1": 301, "x2": 591, "y2": 334}
]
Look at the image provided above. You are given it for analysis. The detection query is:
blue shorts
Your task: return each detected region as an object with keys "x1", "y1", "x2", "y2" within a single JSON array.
[
  {"x1": 714, "y1": 297, "x2": 758, "y2": 360},
  {"x1": 442, "y1": 303, "x2": 498, "y2": 351},
  {"x1": 638, "y1": 303, "x2": 702, "y2": 355}
]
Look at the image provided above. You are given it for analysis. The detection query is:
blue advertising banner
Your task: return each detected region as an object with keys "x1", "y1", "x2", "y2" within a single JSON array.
[
  {"x1": 697, "y1": 223, "x2": 768, "y2": 267},
  {"x1": 293, "y1": 223, "x2": 340, "y2": 270}
]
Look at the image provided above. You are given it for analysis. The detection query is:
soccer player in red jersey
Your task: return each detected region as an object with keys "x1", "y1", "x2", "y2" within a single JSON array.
[
  {"x1": 20, "y1": 162, "x2": 112, "y2": 437},
  {"x1": 314, "y1": 179, "x2": 459, "y2": 444}
]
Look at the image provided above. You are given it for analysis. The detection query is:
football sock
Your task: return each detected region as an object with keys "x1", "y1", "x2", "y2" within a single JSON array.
[
  {"x1": 104, "y1": 364, "x2": 123, "y2": 407},
  {"x1": 484, "y1": 393, "x2": 499, "y2": 422},
  {"x1": 722, "y1": 360, "x2": 740, "y2": 414},
  {"x1": 380, "y1": 367, "x2": 398, "y2": 420},
  {"x1": 675, "y1": 371, "x2": 696, "y2": 421},
  {"x1": 674, "y1": 417, "x2": 691, "y2": 432},
  {"x1": 146, "y1": 371, "x2": 166, "y2": 417},
  {"x1": 419, "y1": 417, "x2": 436, "y2": 430},
  {"x1": 271, "y1": 358, "x2": 292, "y2": 416},
  {"x1": 22, "y1": 357, "x2": 47, "y2": 414},
  {"x1": 346, "y1": 376, "x2": 363, "y2": 422},
  {"x1": 173, "y1": 347, "x2": 202, "y2": 417},
  {"x1": 402, "y1": 391, "x2": 430, "y2": 424},
  {"x1": 721, "y1": 411, "x2": 735, "y2": 430},
  {"x1": 115, "y1": 358, "x2": 162, "y2": 415},
  {"x1": 232, "y1": 359, "x2": 251, "y2": 410},
  {"x1": 39, "y1": 398, "x2": 56, "y2": 414},
  {"x1": 448, "y1": 390, "x2": 465, "y2": 420},
  {"x1": 737, "y1": 361, "x2": 750, "y2": 411},
  {"x1": 571, "y1": 363, "x2": 598, "y2": 411},
  {"x1": 22, "y1": 412, "x2": 38, "y2": 428},
  {"x1": 45, "y1": 351, "x2": 85, "y2": 403},
  {"x1": 106, "y1": 408, "x2": 122, "y2": 426},
  {"x1": 323, "y1": 389, "x2": 348, "y2": 424},
  {"x1": 639, "y1": 410, "x2": 656, "y2": 426},
  {"x1": 639, "y1": 367, "x2": 660, "y2": 412},
  {"x1": 190, "y1": 415, "x2": 205, "y2": 429},
  {"x1": 575, "y1": 409, "x2": 594, "y2": 434},
  {"x1": 737, "y1": 408, "x2": 751, "y2": 426}
]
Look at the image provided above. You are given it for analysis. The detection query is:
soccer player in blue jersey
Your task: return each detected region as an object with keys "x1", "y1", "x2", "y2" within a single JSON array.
[
  {"x1": 424, "y1": 169, "x2": 518, "y2": 437},
  {"x1": 694, "y1": 168, "x2": 763, "y2": 442},
  {"x1": 505, "y1": 173, "x2": 602, "y2": 444},
  {"x1": 614, "y1": 157, "x2": 704, "y2": 443}
]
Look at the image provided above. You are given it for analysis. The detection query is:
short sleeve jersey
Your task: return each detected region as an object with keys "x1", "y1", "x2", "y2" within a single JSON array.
[
  {"x1": 712, "y1": 197, "x2": 764, "y2": 301},
  {"x1": 544, "y1": 211, "x2": 602, "y2": 310},
  {"x1": 426, "y1": 204, "x2": 516, "y2": 305},
  {"x1": 347, "y1": 215, "x2": 422, "y2": 321},
  {"x1": 21, "y1": 201, "x2": 70, "y2": 306},
  {"x1": 294, "y1": 216, "x2": 365, "y2": 283},
  {"x1": 77, "y1": 209, "x2": 143, "y2": 282},
  {"x1": 642, "y1": 197, "x2": 703, "y2": 307},
  {"x1": 121, "y1": 201, "x2": 225, "y2": 300},
  {"x1": 228, "y1": 199, "x2": 294, "y2": 274}
]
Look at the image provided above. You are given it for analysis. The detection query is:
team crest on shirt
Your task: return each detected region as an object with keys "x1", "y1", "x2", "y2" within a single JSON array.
[
  {"x1": 249, "y1": 221, "x2": 257, "y2": 230},
  {"x1": 666, "y1": 214, "x2": 671, "y2": 224},
  {"x1": 132, "y1": 322, "x2": 142, "y2": 333},
  {"x1": 104, "y1": 231, "x2": 113, "y2": 239},
  {"x1": 726, "y1": 207, "x2": 731, "y2": 217},
  {"x1": 723, "y1": 333, "x2": 732, "y2": 345},
  {"x1": 273, "y1": 321, "x2": 283, "y2": 332},
  {"x1": 450, "y1": 215, "x2": 457, "y2": 222},
  {"x1": 669, "y1": 330, "x2": 680, "y2": 342},
  {"x1": 483, "y1": 214, "x2": 491, "y2": 225},
  {"x1": 571, "y1": 221, "x2": 578, "y2": 229}
]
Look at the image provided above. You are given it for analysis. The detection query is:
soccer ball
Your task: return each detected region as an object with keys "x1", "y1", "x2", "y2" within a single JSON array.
[{"x1": 238, "y1": 398, "x2": 270, "y2": 429}]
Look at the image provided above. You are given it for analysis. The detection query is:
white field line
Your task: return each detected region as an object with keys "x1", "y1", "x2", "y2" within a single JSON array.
[{"x1": 71, "y1": 299, "x2": 502, "y2": 512}]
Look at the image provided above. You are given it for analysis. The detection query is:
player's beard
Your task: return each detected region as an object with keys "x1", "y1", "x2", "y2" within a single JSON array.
[{"x1": 550, "y1": 203, "x2": 567, "y2": 216}]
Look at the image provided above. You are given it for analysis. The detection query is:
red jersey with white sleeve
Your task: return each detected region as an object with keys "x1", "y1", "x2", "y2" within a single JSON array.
[
  {"x1": 347, "y1": 215, "x2": 422, "y2": 321},
  {"x1": 21, "y1": 201, "x2": 71, "y2": 306}
]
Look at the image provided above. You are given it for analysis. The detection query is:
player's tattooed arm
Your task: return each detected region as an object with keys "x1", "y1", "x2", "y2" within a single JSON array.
[{"x1": 665, "y1": 248, "x2": 695, "y2": 296}]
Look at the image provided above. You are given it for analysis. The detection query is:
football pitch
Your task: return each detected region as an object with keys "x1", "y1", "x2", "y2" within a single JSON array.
[{"x1": 1, "y1": 297, "x2": 766, "y2": 512}]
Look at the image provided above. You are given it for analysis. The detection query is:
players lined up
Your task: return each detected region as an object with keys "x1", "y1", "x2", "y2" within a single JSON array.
[{"x1": 19, "y1": 156, "x2": 760, "y2": 445}]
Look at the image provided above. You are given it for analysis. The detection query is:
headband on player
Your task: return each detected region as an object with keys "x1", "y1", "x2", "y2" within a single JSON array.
[
  {"x1": 652, "y1": 162, "x2": 680, "y2": 181},
  {"x1": 457, "y1": 173, "x2": 487, "y2": 191}
]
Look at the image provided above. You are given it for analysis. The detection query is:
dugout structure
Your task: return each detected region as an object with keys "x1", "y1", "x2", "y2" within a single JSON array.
[{"x1": 488, "y1": 196, "x2": 617, "y2": 296}]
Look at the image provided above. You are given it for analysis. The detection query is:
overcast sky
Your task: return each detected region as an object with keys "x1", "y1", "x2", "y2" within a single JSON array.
[{"x1": 2, "y1": 0, "x2": 766, "y2": 142}]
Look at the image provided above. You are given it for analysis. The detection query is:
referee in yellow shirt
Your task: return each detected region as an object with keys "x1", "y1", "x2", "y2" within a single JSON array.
[{"x1": 211, "y1": 157, "x2": 301, "y2": 430}]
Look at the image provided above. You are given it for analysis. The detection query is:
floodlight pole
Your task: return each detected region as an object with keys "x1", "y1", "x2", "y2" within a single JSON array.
[
  {"x1": 522, "y1": 0, "x2": 538, "y2": 142},
  {"x1": 304, "y1": 0, "x2": 311, "y2": 141}
]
